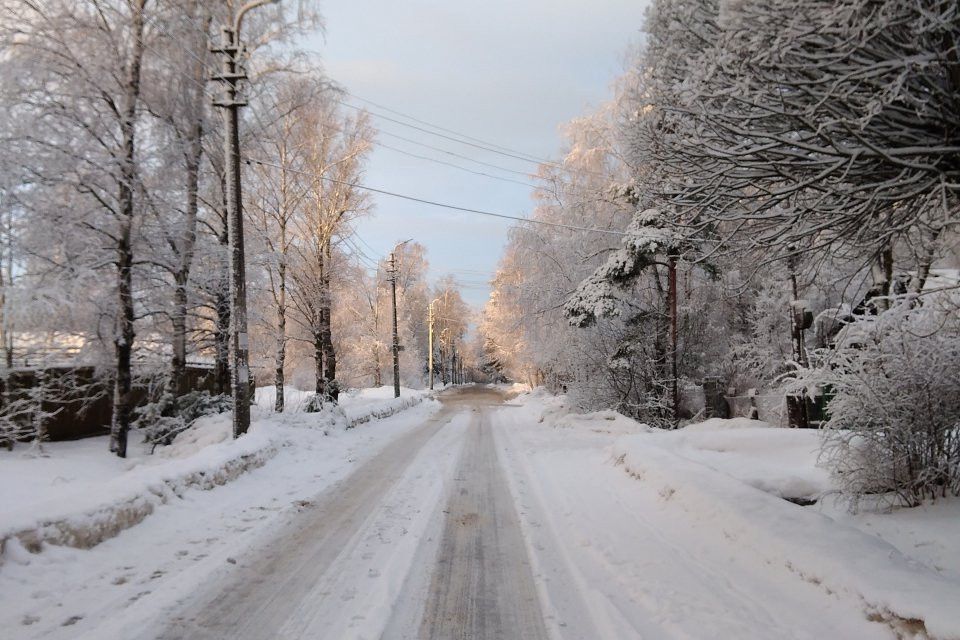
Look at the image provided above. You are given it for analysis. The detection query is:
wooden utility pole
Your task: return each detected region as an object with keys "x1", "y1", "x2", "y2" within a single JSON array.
[{"x1": 211, "y1": 0, "x2": 278, "y2": 438}]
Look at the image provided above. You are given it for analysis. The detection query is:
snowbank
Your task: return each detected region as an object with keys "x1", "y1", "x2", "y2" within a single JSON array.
[
  {"x1": 254, "y1": 384, "x2": 432, "y2": 419},
  {"x1": 682, "y1": 416, "x2": 772, "y2": 431},
  {"x1": 502, "y1": 392, "x2": 960, "y2": 638},
  {"x1": 653, "y1": 423, "x2": 830, "y2": 501},
  {"x1": 613, "y1": 432, "x2": 960, "y2": 638},
  {"x1": 344, "y1": 393, "x2": 428, "y2": 427},
  {"x1": 1, "y1": 420, "x2": 278, "y2": 557},
  {"x1": 0, "y1": 387, "x2": 435, "y2": 563}
]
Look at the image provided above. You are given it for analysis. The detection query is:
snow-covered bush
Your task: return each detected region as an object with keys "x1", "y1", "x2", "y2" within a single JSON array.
[
  {"x1": 806, "y1": 298, "x2": 960, "y2": 508},
  {"x1": 303, "y1": 387, "x2": 338, "y2": 413},
  {"x1": 133, "y1": 390, "x2": 232, "y2": 450},
  {"x1": 0, "y1": 391, "x2": 45, "y2": 450}
]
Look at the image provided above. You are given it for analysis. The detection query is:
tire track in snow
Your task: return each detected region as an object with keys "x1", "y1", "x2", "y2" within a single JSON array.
[
  {"x1": 415, "y1": 390, "x2": 549, "y2": 640},
  {"x1": 150, "y1": 399, "x2": 466, "y2": 640}
]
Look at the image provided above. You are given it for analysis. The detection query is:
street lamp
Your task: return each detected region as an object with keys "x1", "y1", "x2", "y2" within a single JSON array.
[{"x1": 212, "y1": 0, "x2": 280, "y2": 438}]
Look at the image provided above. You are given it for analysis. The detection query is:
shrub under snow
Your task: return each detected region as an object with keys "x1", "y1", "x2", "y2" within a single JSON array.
[{"x1": 810, "y1": 298, "x2": 960, "y2": 508}]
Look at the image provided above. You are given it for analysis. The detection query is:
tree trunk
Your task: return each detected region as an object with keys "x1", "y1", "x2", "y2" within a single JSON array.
[
  {"x1": 112, "y1": 222, "x2": 136, "y2": 458},
  {"x1": 320, "y1": 239, "x2": 338, "y2": 402},
  {"x1": 272, "y1": 153, "x2": 290, "y2": 412},
  {"x1": 110, "y1": 0, "x2": 147, "y2": 458},
  {"x1": 0, "y1": 211, "x2": 10, "y2": 369},
  {"x1": 668, "y1": 256, "x2": 678, "y2": 425},
  {"x1": 170, "y1": 11, "x2": 207, "y2": 398},
  {"x1": 274, "y1": 261, "x2": 286, "y2": 413},
  {"x1": 314, "y1": 331, "x2": 325, "y2": 397},
  {"x1": 872, "y1": 244, "x2": 895, "y2": 312},
  {"x1": 171, "y1": 272, "x2": 189, "y2": 395},
  {"x1": 214, "y1": 286, "x2": 231, "y2": 395},
  {"x1": 274, "y1": 342, "x2": 285, "y2": 412},
  {"x1": 439, "y1": 345, "x2": 447, "y2": 385},
  {"x1": 910, "y1": 226, "x2": 943, "y2": 294},
  {"x1": 321, "y1": 306, "x2": 337, "y2": 402}
]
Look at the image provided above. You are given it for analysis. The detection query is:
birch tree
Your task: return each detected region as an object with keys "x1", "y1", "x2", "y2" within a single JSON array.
[
  {"x1": 288, "y1": 99, "x2": 373, "y2": 404},
  {"x1": 3, "y1": 0, "x2": 153, "y2": 457},
  {"x1": 247, "y1": 78, "x2": 319, "y2": 411}
]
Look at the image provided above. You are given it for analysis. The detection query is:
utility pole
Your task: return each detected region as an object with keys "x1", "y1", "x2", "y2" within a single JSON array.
[
  {"x1": 388, "y1": 252, "x2": 401, "y2": 398},
  {"x1": 387, "y1": 240, "x2": 411, "y2": 399},
  {"x1": 428, "y1": 299, "x2": 436, "y2": 390},
  {"x1": 211, "y1": 0, "x2": 278, "y2": 438}
]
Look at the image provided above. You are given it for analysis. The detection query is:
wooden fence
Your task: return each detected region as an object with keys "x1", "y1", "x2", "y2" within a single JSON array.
[{"x1": 0, "y1": 366, "x2": 218, "y2": 441}]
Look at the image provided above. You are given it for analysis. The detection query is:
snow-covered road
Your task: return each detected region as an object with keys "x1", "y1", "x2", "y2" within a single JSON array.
[
  {"x1": 151, "y1": 392, "x2": 468, "y2": 640},
  {"x1": 149, "y1": 386, "x2": 549, "y2": 640},
  {"x1": 5, "y1": 386, "x2": 954, "y2": 639},
  {"x1": 395, "y1": 389, "x2": 548, "y2": 640}
]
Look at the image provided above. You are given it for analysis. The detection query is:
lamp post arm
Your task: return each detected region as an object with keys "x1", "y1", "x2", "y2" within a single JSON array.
[{"x1": 234, "y1": 0, "x2": 279, "y2": 35}]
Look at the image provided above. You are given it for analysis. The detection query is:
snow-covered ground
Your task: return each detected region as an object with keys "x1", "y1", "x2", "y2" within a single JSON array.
[
  {"x1": 493, "y1": 389, "x2": 960, "y2": 639},
  {"x1": 4, "y1": 385, "x2": 960, "y2": 639},
  {"x1": 0, "y1": 386, "x2": 433, "y2": 552},
  {"x1": 255, "y1": 384, "x2": 430, "y2": 419},
  {"x1": 0, "y1": 387, "x2": 438, "y2": 638}
]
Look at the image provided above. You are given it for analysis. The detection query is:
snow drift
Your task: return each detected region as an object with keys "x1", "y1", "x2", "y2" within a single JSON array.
[{"x1": 613, "y1": 433, "x2": 960, "y2": 639}]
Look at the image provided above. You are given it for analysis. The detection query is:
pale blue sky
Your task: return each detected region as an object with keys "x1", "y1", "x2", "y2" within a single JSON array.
[{"x1": 301, "y1": 1, "x2": 648, "y2": 308}]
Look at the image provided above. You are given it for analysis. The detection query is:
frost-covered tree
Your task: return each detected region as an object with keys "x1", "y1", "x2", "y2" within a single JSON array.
[
  {"x1": 480, "y1": 104, "x2": 635, "y2": 408},
  {"x1": 2, "y1": 0, "x2": 154, "y2": 457},
  {"x1": 247, "y1": 77, "x2": 320, "y2": 411},
  {"x1": 665, "y1": 0, "x2": 960, "y2": 285},
  {"x1": 286, "y1": 100, "x2": 373, "y2": 404},
  {"x1": 431, "y1": 277, "x2": 470, "y2": 385}
]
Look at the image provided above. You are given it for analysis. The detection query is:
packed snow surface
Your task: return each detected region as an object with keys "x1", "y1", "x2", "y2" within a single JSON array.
[
  {"x1": 3, "y1": 385, "x2": 960, "y2": 639},
  {"x1": 0, "y1": 386, "x2": 438, "y2": 639},
  {"x1": 494, "y1": 391, "x2": 960, "y2": 639}
]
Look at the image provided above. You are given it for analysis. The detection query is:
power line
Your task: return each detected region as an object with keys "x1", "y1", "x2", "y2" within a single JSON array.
[
  {"x1": 243, "y1": 156, "x2": 626, "y2": 237},
  {"x1": 340, "y1": 233, "x2": 382, "y2": 270},
  {"x1": 336, "y1": 98, "x2": 558, "y2": 169},
  {"x1": 138, "y1": 19, "x2": 624, "y2": 238},
  {"x1": 146, "y1": 17, "x2": 543, "y2": 182},
  {"x1": 343, "y1": 220, "x2": 385, "y2": 260},
  {"x1": 141, "y1": 19, "x2": 563, "y2": 195},
  {"x1": 376, "y1": 141, "x2": 539, "y2": 189},
  {"x1": 370, "y1": 125, "x2": 539, "y2": 178},
  {"x1": 337, "y1": 95, "x2": 610, "y2": 179},
  {"x1": 344, "y1": 91, "x2": 551, "y2": 163}
]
